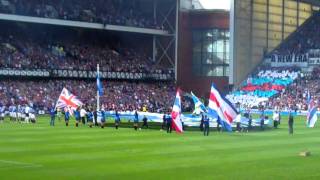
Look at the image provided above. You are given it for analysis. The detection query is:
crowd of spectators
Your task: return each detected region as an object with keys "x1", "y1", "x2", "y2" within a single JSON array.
[
  {"x1": 227, "y1": 67, "x2": 301, "y2": 108},
  {"x1": 0, "y1": 80, "x2": 179, "y2": 113},
  {"x1": 271, "y1": 11, "x2": 320, "y2": 55},
  {"x1": 0, "y1": 0, "x2": 164, "y2": 30},
  {"x1": 0, "y1": 25, "x2": 172, "y2": 75},
  {"x1": 267, "y1": 67, "x2": 320, "y2": 111}
]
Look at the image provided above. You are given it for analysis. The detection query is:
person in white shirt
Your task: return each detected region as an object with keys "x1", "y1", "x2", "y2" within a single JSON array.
[
  {"x1": 80, "y1": 107, "x2": 87, "y2": 125},
  {"x1": 235, "y1": 114, "x2": 242, "y2": 132},
  {"x1": 273, "y1": 109, "x2": 280, "y2": 129}
]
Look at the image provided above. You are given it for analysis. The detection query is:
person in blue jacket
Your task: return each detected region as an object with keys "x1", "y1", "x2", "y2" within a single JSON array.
[
  {"x1": 87, "y1": 108, "x2": 94, "y2": 128},
  {"x1": 100, "y1": 109, "x2": 106, "y2": 129},
  {"x1": 64, "y1": 108, "x2": 70, "y2": 126},
  {"x1": 50, "y1": 107, "x2": 56, "y2": 126},
  {"x1": 203, "y1": 115, "x2": 210, "y2": 136},
  {"x1": 115, "y1": 111, "x2": 120, "y2": 129},
  {"x1": 74, "y1": 108, "x2": 81, "y2": 127},
  {"x1": 133, "y1": 111, "x2": 139, "y2": 131}
]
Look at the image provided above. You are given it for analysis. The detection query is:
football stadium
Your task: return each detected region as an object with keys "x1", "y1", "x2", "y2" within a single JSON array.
[{"x1": 0, "y1": 0, "x2": 320, "y2": 179}]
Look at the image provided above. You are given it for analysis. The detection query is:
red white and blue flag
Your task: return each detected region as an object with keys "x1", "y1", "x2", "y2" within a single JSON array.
[
  {"x1": 171, "y1": 89, "x2": 183, "y2": 133},
  {"x1": 55, "y1": 88, "x2": 83, "y2": 114},
  {"x1": 207, "y1": 83, "x2": 238, "y2": 131},
  {"x1": 307, "y1": 99, "x2": 318, "y2": 128}
]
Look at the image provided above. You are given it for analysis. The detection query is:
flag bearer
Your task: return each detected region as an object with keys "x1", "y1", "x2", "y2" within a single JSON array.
[
  {"x1": 64, "y1": 108, "x2": 70, "y2": 126},
  {"x1": 166, "y1": 113, "x2": 172, "y2": 133}
]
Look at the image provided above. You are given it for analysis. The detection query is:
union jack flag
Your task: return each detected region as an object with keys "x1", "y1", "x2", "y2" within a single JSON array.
[{"x1": 55, "y1": 88, "x2": 83, "y2": 114}]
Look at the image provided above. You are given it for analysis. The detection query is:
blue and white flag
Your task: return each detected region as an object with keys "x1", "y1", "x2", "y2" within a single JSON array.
[
  {"x1": 191, "y1": 92, "x2": 207, "y2": 114},
  {"x1": 307, "y1": 100, "x2": 317, "y2": 128},
  {"x1": 97, "y1": 72, "x2": 103, "y2": 96},
  {"x1": 207, "y1": 83, "x2": 238, "y2": 132}
]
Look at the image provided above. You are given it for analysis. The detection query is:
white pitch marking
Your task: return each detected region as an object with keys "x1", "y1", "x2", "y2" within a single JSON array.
[{"x1": 0, "y1": 159, "x2": 43, "y2": 169}]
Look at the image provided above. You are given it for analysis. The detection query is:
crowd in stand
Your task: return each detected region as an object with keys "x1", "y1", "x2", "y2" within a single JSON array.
[
  {"x1": 266, "y1": 67, "x2": 320, "y2": 111},
  {"x1": 228, "y1": 10, "x2": 320, "y2": 111},
  {"x1": 0, "y1": 80, "x2": 179, "y2": 113},
  {"x1": 0, "y1": 0, "x2": 164, "y2": 30},
  {"x1": 0, "y1": 24, "x2": 172, "y2": 75},
  {"x1": 272, "y1": 11, "x2": 320, "y2": 55},
  {"x1": 227, "y1": 67, "x2": 301, "y2": 108}
]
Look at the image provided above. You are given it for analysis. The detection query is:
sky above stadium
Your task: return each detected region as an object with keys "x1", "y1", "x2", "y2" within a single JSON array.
[{"x1": 199, "y1": 0, "x2": 230, "y2": 10}]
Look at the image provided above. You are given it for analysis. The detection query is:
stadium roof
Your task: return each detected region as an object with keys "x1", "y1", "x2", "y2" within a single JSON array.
[{"x1": 301, "y1": 0, "x2": 320, "y2": 6}]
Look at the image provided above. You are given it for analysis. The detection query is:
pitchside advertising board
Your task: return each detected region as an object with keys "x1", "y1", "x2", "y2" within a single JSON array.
[
  {"x1": 0, "y1": 68, "x2": 173, "y2": 80},
  {"x1": 265, "y1": 49, "x2": 320, "y2": 67}
]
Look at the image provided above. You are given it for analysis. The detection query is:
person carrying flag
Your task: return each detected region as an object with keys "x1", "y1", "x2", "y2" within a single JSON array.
[
  {"x1": 166, "y1": 113, "x2": 172, "y2": 133},
  {"x1": 64, "y1": 108, "x2": 70, "y2": 126}
]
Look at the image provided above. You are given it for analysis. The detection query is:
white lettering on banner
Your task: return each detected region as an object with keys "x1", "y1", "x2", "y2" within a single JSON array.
[{"x1": 268, "y1": 54, "x2": 308, "y2": 67}]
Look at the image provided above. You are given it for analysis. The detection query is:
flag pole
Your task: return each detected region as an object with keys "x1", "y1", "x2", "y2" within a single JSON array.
[{"x1": 97, "y1": 64, "x2": 100, "y2": 111}]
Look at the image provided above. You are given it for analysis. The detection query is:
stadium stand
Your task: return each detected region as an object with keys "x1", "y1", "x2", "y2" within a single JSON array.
[
  {"x1": 0, "y1": 16, "x2": 174, "y2": 113},
  {"x1": 227, "y1": 11, "x2": 320, "y2": 110},
  {"x1": 0, "y1": 22, "x2": 171, "y2": 75},
  {"x1": 0, "y1": 0, "x2": 163, "y2": 29},
  {"x1": 0, "y1": 79, "x2": 176, "y2": 113}
]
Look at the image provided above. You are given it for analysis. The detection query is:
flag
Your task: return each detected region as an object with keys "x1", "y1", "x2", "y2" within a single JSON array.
[
  {"x1": 207, "y1": 83, "x2": 238, "y2": 131},
  {"x1": 171, "y1": 89, "x2": 183, "y2": 133},
  {"x1": 97, "y1": 72, "x2": 103, "y2": 96},
  {"x1": 307, "y1": 99, "x2": 318, "y2": 128},
  {"x1": 191, "y1": 91, "x2": 207, "y2": 114},
  {"x1": 55, "y1": 88, "x2": 83, "y2": 114}
]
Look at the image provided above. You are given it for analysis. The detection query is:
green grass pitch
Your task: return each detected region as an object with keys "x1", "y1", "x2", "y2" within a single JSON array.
[{"x1": 0, "y1": 115, "x2": 319, "y2": 180}]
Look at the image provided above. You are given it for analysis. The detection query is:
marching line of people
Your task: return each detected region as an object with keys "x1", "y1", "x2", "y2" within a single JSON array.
[{"x1": 0, "y1": 105, "x2": 296, "y2": 136}]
